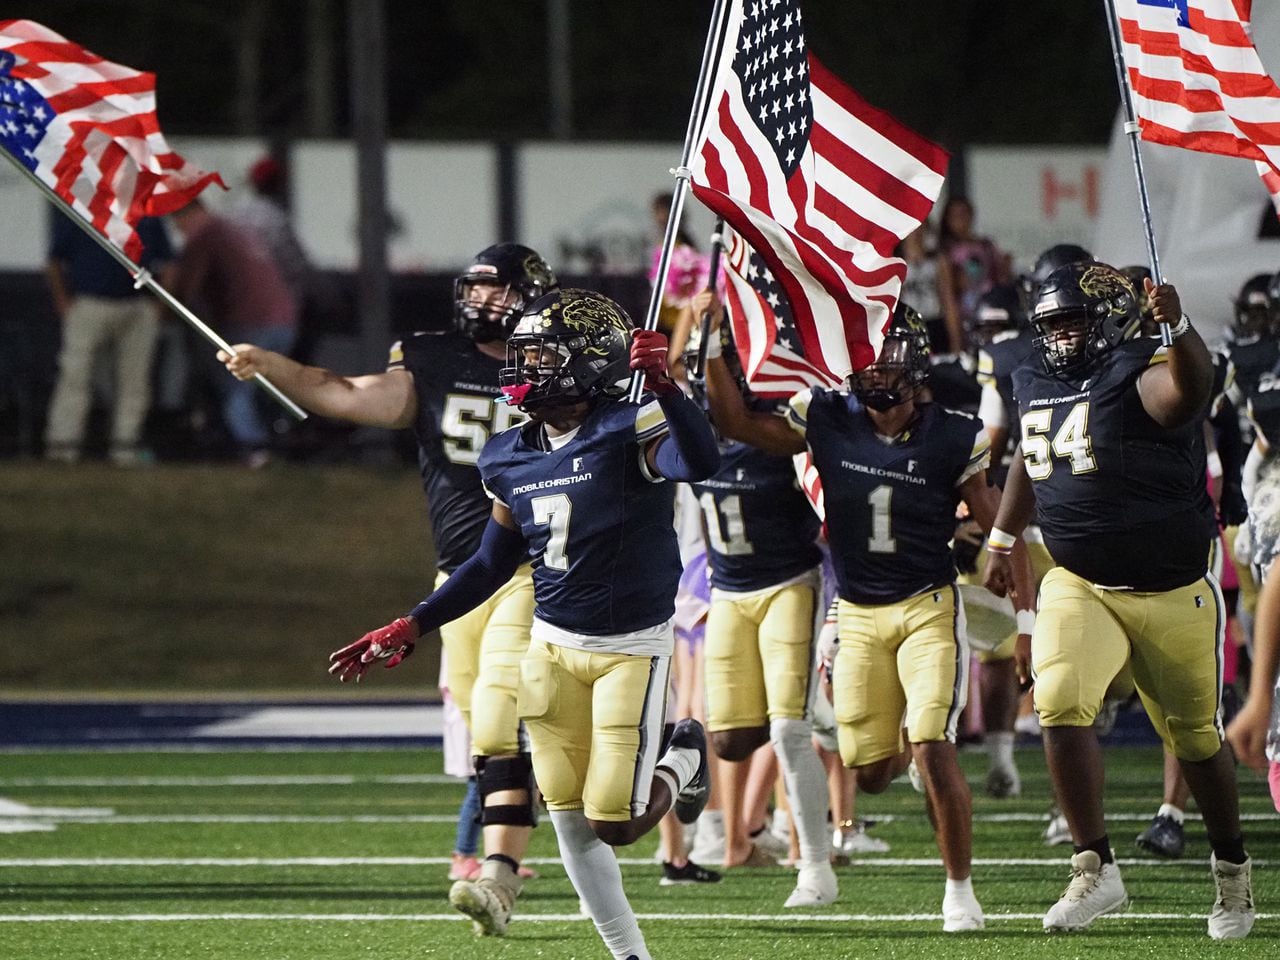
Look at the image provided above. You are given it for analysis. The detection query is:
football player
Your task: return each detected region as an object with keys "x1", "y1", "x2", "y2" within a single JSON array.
[
  {"x1": 219, "y1": 243, "x2": 554, "y2": 934},
  {"x1": 702, "y1": 302, "x2": 1035, "y2": 933},
  {"x1": 1223, "y1": 274, "x2": 1280, "y2": 441},
  {"x1": 984, "y1": 262, "x2": 1255, "y2": 938},
  {"x1": 331, "y1": 288, "x2": 720, "y2": 960},
  {"x1": 684, "y1": 291, "x2": 836, "y2": 905}
]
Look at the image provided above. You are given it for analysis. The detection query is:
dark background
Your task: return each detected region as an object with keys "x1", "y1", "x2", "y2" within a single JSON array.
[{"x1": 29, "y1": 1, "x2": 1118, "y2": 148}]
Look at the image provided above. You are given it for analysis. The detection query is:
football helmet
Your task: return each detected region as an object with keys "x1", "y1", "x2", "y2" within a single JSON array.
[
  {"x1": 1031, "y1": 261, "x2": 1141, "y2": 376},
  {"x1": 1234, "y1": 272, "x2": 1273, "y2": 340},
  {"x1": 500, "y1": 288, "x2": 634, "y2": 411},
  {"x1": 967, "y1": 283, "x2": 1026, "y2": 347},
  {"x1": 454, "y1": 243, "x2": 558, "y2": 343},
  {"x1": 851, "y1": 302, "x2": 930, "y2": 411},
  {"x1": 1022, "y1": 243, "x2": 1093, "y2": 307}
]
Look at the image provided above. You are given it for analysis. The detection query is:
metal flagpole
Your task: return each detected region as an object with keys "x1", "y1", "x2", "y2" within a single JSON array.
[
  {"x1": 0, "y1": 149, "x2": 308, "y2": 420},
  {"x1": 689, "y1": 218, "x2": 726, "y2": 384},
  {"x1": 629, "y1": 0, "x2": 731, "y2": 404},
  {"x1": 1102, "y1": 0, "x2": 1172, "y2": 348}
]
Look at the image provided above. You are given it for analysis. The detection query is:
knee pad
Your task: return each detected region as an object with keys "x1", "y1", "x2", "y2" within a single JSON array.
[
  {"x1": 769, "y1": 717, "x2": 813, "y2": 764},
  {"x1": 475, "y1": 753, "x2": 538, "y2": 827}
]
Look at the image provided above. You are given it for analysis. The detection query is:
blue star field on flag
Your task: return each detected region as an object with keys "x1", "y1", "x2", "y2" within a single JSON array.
[
  {"x1": 733, "y1": 0, "x2": 812, "y2": 179},
  {"x1": 0, "y1": 49, "x2": 53, "y2": 170},
  {"x1": 744, "y1": 248, "x2": 803, "y2": 354}
]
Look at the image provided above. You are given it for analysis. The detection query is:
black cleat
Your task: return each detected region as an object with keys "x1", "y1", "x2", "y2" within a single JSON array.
[
  {"x1": 669, "y1": 718, "x2": 709, "y2": 825},
  {"x1": 659, "y1": 859, "x2": 722, "y2": 886},
  {"x1": 1135, "y1": 814, "x2": 1185, "y2": 859}
]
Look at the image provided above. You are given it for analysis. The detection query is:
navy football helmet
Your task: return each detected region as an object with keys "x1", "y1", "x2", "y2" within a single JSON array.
[
  {"x1": 454, "y1": 243, "x2": 558, "y2": 343},
  {"x1": 500, "y1": 288, "x2": 634, "y2": 411},
  {"x1": 851, "y1": 302, "x2": 930, "y2": 411},
  {"x1": 1021, "y1": 243, "x2": 1094, "y2": 308},
  {"x1": 1031, "y1": 261, "x2": 1141, "y2": 375},
  {"x1": 967, "y1": 283, "x2": 1026, "y2": 347},
  {"x1": 1235, "y1": 272, "x2": 1273, "y2": 340}
]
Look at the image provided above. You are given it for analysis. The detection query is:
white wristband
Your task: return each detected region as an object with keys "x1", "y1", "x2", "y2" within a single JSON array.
[
  {"x1": 1206, "y1": 450, "x2": 1224, "y2": 479},
  {"x1": 703, "y1": 333, "x2": 722, "y2": 360},
  {"x1": 1015, "y1": 609, "x2": 1036, "y2": 636},
  {"x1": 1167, "y1": 314, "x2": 1191, "y2": 340},
  {"x1": 987, "y1": 526, "x2": 1017, "y2": 554}
]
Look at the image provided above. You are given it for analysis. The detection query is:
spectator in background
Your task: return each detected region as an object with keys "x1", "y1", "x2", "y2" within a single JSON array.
[
  {"x1": 44, "y1": 213, "x2": 171, "y2": 465},
  {"x1": 227, "y1": 155, "x2": 325, "y2": 363},
  {"x1": 166, "y1": 199, "x2": 298, "y2": 466},
  {"x1": 649, "y1": 192, "x2": 709, "y2": 334},
  {"x1": 899, "y1": 222, "x2": 959, "y2": 354},
  {"x1": 937, "y1": 197, "x2": 1011, "y2": 351}
]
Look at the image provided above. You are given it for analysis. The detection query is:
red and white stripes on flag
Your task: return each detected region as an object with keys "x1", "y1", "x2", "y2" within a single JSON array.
[
  {"x1": 721, "y1": 226, "x2": 842, "y2": 396},
  {"x1": 0, "y1": 20, "x2": 223, "y2": 260},
  {"x1": 1115, "y1": 0, "x2": 1280, "y2": 213},
  {"x1": 689, "y1": 0, "x2": 948, "y2": 380}
]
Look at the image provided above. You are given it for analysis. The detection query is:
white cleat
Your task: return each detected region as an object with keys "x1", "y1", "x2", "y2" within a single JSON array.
[
  {"x1": 750, "y1": 825, "x2": 791, "y2": 860},
  {"x1": 449, "y1": 873, "x2": 519, "y2": 937},
  {"x1": 942, "y1": 889, "x2": 985, "y2": 932},
  {"x1": 1043, "y1": 850, "x2": 1128, "y2": 932},
  {"x1": 784, "y1": 861, "x2": 838, "y2": 908},
  {"x1": 1042, "y1": 808, "x2": 1072, "y2": 847},
  {"x1": 985, "y1": 763, "x2": 1021, "y2": 799},
  {"x1": 1208, "y1": 854, "x2": 1255, "y2": 940},
  {"x1": 906, "y1": 758, "x2": 925, "y2": 794},
  {"x1": 833, "y1": 820, "x2": 890, "y2": 855}
]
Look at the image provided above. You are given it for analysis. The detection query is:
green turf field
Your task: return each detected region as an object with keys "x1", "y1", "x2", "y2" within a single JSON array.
[{"x1": 0, "y1": 745, "x2": 1273, "y2": 959}]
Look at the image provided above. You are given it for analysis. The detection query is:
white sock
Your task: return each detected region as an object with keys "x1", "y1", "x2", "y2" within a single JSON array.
[
  {"x1": 986, "y1": 731, "x2": 1014, "y2": 769},
  {"x1": 945, "y1": 875, "x2": 974, "y2": 898},
  {"x1": 549, "y1": 809, "x2": 648, "y2": 960},
  {"x1": 657, "y1": 743, "x2": 699, "y2": 791},
  {"x1": 1157, "y1": 803, "x2": 1185, "y2": 824},
  {"x1": 770, "y1": 718, "x2": 831, "y2": 866},
  {"x1": 652, "y1": 769, "x2": 678, "y2": 818}
]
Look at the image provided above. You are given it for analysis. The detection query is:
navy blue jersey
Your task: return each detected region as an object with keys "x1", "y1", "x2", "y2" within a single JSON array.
[
  {"x1": 977, "y1": 328, "x2": 1035, "y2": 487},
  {"x1": 1012, "y1": 337, "x2": 1215, "y2": 591},
  {"x1": 1223, "y1": 333, "x2": 1279, "y2": 406},
  {"x1": 788, "y1": 391, "x2": 989, "y2": 605},
  {"x1": 479, "y1": 396, "x2": 680, "y2": 635},
  {"x1": 389, "y1": 331, "x2": 527, "y2": 573},
  {"x1": 692, "y1": 442, "x2": 822, "y2": 592}
]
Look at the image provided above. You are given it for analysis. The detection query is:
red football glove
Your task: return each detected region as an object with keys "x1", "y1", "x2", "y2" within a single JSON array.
[
  {"x1": 629, "y1": 328, "x2": 679, "y2": 396},
  {"x1": 328, "y1": 616, "x2": 418, "y2": 683}
]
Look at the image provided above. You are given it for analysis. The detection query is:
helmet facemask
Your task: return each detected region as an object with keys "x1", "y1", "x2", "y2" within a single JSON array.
[
  {"x1": 1031, "y1": 311, "x2": 1092, "y2": 375},
  {"x1": 500, "y1": 335, "x2": 587, "y2": 411},
  {"x1": 852, "y1": 337, "x2": 927, "y2": 411},
  {"x1": 454, "y1": 276, "x2": 525, "y2": 343}
]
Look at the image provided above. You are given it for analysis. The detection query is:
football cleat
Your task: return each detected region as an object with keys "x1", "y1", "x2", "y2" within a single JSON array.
[
  {"x1": 784, "y1": 861, "x2": 838, "y2": 908},
  {"x1": 833, "y1": 819, "x2": 890, "y2": 856},
  {"x1": 1135, "y1": 813, "x2": 1185, "y2": 859},
  {"x1": 942, "y1": 887, "x2": 986, "y2": 932},
  {"x1": 1042, "y1": 808, "x2": 1072, "y2": 847},
  {"x1": 669, "y1": 718, "x2": 710, "y2": 825},
  {"x1": 659, "y1": 859, "x2": 722, "y2": 886},
  {"x1": 1208, "y1": 855, "x2": 1255, "y2": 940},
  {"x1": 985, "y1": 763, "x2": 1022, "y2": 799},
  {"x1": 1043, "y1": 850, "x2": 1128, "y2": 932},
  {"x1": 449, "y1": 860, "x2": 522, "y2": 937}
]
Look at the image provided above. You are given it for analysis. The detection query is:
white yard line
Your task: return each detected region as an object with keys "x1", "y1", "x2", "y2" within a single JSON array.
[
  {"x1": 0, "y1": 911, "x2": 1269, "y2": 924},
  {"x1": 0, "y1": 856, "x2": 1266, "y2": 868}
]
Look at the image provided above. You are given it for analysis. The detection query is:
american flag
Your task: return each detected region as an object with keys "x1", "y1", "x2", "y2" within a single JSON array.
[
  {"x1": 0, "y1": 20, "x2": 223, "y2": 261},
  {"x1": 1116, "y1": 0, "x2": 1280, "y2": 213},
  {"x1": 722, "y1": 225, "x2": 842, "y2": 396},
  {"x1": 689, "y1": 0, "x2": 948, "y2": 382}
]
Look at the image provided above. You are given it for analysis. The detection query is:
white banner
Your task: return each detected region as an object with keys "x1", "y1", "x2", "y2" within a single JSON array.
[
  {"x1": 967, "y1": 146, "x2": 1107, "y2": 275},
  {"x1": 292, "y1": 141, "x2": 496, "y2": 271},
  {"x1": 520, "y1": 143, "x2": 718, "y2": 276}
]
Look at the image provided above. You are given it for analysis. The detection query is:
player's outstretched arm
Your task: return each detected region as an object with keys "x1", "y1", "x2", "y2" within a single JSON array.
[
  {"x1": 328, "y1": 504, "x2": 527, "y2": 683},
  {"x1": 1136, "y1": 280, "x2": 1214, "y2": 428},
  {"x1": 630, "y1": 329, "x2": 721, "y2": 481},
  {"x1": 1227, "y1": 562, "x2": 1280, "y2": 772},
  {"x1": 217, "y1": 344, "x2": 418, "y2": 429}
]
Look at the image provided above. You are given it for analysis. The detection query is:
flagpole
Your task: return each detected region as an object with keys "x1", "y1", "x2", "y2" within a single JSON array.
[
  {"x1": 629, "y1": 0, "x2": 731, "y2": 404},
  {"x1": 1102, "y1": 0, "x2": 1172, "y2": 347},
  {"x1": 0, "y1": 150, "x2": 308, "y2": 420},
  {"x1": 690, "y1": 218, "x2": 726, "y2": 384}
]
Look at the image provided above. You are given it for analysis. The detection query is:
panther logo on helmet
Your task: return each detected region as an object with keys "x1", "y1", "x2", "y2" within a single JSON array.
[
  {"x1": 500, "y1": 288, "x2": 634, "y2": 411},
  {"x1": 1031, "y1": 261, "x2": 1141, "y2": 375}
]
